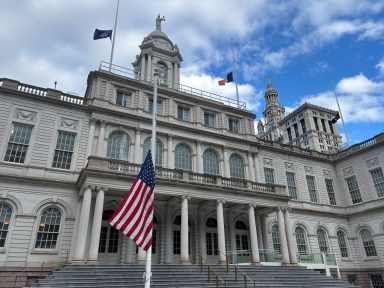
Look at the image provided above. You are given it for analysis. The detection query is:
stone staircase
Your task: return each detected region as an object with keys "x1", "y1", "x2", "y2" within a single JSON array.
[{"x1": 29, "y1": 264, "x2": 357, "y2": 288}]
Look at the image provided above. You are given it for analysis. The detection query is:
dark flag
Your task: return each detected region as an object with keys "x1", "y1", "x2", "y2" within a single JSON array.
[{"x1": 93, "y1": 29, "x2": 113, "y2": 40}]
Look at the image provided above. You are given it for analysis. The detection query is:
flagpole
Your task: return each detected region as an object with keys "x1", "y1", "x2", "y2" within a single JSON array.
[
  {"x1": 109, "y1": 0, "x2": 120, "y2": 72},
  {"x1": 333, "y1": 87, "x2": 350, "y2": 147},
  {"x1": 231, "y1": 39, "x2": 240, "y2": 108}
]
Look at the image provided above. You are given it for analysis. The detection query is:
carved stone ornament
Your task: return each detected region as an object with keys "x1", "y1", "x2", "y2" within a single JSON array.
[
  {"x1": 304, "y1": 166, "x2": 313, "y2": 174},
  {"x1": 15, "y1": 108, "x2": 37, "y2": 122},
  {"x1": 323, "y1": 169, "x2": 331, "y2": 177},
  {"x1": 366, "y1": 157, "x2": 379, "y2": 168},
  {"x1": 343, "y1": 166, "x2": 354, "y2": 177},
  {"x1": 285, "y1": 162, "x2": 294, "y2": 170},
  {"x1": 61, "y1": 118, "x2": 79, "y2": 130},
  {"x1": 263, "y1": 158, "x2": 273, "y2": 167}
]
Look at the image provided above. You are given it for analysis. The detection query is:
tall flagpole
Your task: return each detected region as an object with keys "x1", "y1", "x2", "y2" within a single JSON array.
[
  {"x1": 109, "y1": 0, "x2": 120, "y2": 72},
  {"x1": 333, "y1": 87, "x2": 350, "y2": 147},
  {"x1": 231, "y1": 39, "x2": 240, "y2": 108}
]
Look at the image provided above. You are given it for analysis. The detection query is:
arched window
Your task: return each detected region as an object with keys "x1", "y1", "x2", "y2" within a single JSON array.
[
  {"x1": 295, "y1": 227, "x2": 308, "y2": 254},
  {"x1": 203, "y1": 149, "x2": 219, "y2": 175},
  {"x1": 272, "y1": 225, "x2": 281, "y2": 253},
  {"x1": 229, "y1": 154, "x2": 245, "y2": 178},
  {"x1": 317, "y1": 229, "x2": 329, "y2": 253},
  {"x1": 337, "y1": 230, "x2": 349, "y2": 257},
  {"x1": 235, "y1": 220, "x2": 247, "y2": 230},
  {"x1": 143, "y1": 137, "x2": 163, "y2": 166},
  {"x1": 174, "y1": 143, "x2": 192, "y2": 170},
  {"x1": 157, "y1": 63, "x2": 168, "y2": 85},
  {"x1": 361, "y1": 229, "x2": 377, "y2": 257},
  {"x1": 0, "y1": 203, "x2": 12, "y2": 248},
  {"x1": 107, "y1": 131, "x2": 129, "y2": 160},
  {"x1": 35, "y1": 207, "x2": 61, "y2": 249}
]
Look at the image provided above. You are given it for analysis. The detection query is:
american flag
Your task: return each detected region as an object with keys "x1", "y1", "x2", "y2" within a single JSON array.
[{"x1": 108, "y1": 150, "x2": 156, "y2": 251}]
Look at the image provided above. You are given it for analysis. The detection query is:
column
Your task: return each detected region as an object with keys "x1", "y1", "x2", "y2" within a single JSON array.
[
  {"x1": 167, "y1": 135, "x2": 173, "y2": 169},
  {"x1": 196, "y1": 141, "x2": 203, "y2": 173},
  {"x1": 217, "y1": 200, "x2": 226, "y2": 263},
  {"x1": 261, "y1": 214, "x2": 269, "y2": 250},
  {"x1": 173, "y1": 62, "x2": 178, "y2": 89},
  {"x1": 198, "y1": 208, "x2": 206, "y2": 259},
  {"x1": 88, "y1": 187, "x2": 107, "y2": 262},
  {"x1": 248, "y1": 204, "x2": 260, "y2": 264},
  {"x1": 146, "y1": 54, "x2": 152, "y2": 81},
  {"x1": 253, "y1": 152, "x2": 260, "y2": 182},
  {"x1": 164, "y1": 205, "x2": 173, "y2": 264},
  {"x1": 140, "y1": 56, "x2": 146, "y2": 80},
  {"x1": 96, "y1": 121, "x2": 106, "y2": 156},
  {"x1": 134, "y1": 128, "x2": 141, "y2": 164},
  {"x1": 277, "y1": 208, "x2": 290, "y2": 265},
  {"x1": 85, "y1": 119, "x2": 96, "y2": 162},
  {"x1": 255, "y1": 214, "x2": 264, "y2": 250},
  {"x1": 73, "y1": 186, "x2": 93, "y2": 262},
  {"x1": 181, "y1": 196, "x2": 190, "y2": 264},
  {"x1": 223, "y1": 148, "x2": 230, "y2": 178},
  {"x1": 247, "y1": 152, "x2": 255, "y2": 182},
  {"x1": 284, "y1": 208, "x2": 297, "y2": 264}
]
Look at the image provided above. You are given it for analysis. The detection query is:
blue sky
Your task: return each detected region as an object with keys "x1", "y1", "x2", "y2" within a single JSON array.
[{"x1": 1, "y1": 0, "x2": 383, "y2": 145}]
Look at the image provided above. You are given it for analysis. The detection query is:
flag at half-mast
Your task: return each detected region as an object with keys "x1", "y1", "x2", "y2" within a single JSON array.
[
  {"x1": 108, "y1": 150, "x2": 155, "y2": 251},
  {"x1": 93, "y1": 29, "x2": 113, "y2": 40},
  {"x1": 218, "y1": 71, "x2": 234, "y2": 86}
]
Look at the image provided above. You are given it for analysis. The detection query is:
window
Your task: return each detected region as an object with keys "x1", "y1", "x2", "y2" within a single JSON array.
[
  {"x1": 116, "y1": 91, "x2": 132, "y2": 107},
  {"x1": 177, "y1": 106, "x2": 189, "y2": 121},
  {"x1": 206, "y1": 218, "x2": 218, "y2": 255},
  {"x1": 4, "y1": 122, "x2": 33, "y2": 163},
  {"x1": 328, "y1": 121, "x2": 334, "y2": 134},
  {"x1": 35, "y1": 207, "x2": 61, "y2": 249},
  {"x1": 173, "y1": 215, "x2": 181, "y2": 255},
  {"x1": 346, "y1": 176, "x2": 362, "y2": 204},
  {"x1": 52, "y1": 131, "x2": 76, "y2": 169},
  {"x1": 148, "y1": 99, "x2": 162, "y2": 115},
  {"x1": 286, "y1": 172, "x2": 297, "y2": 199},
  {"x1": 370, "y1": 274, "x2": 384, "y2": 288},
  {"x1": 287, "y1": 127, "x2": 292, "y2": 142},
  {"x1": 313, "y1": 117, "x2": 319, "y2": 131},
  {"x1": 204, "y1": 112, "x2": 216, "y2": 128},
  {"x1": 347, "y1": 274, "x2": 358, "y2": 286},
  {"x1": 229, "y1": 154, "x2": 244, "y2": 178},
  {"x1": 371, "y1": 168, "x2": 384, "y2": 197},
  {"x1": 295, "y1": 227, "x2": 308, "y2": 254},
  {"x1": 300, "y1": 119, "x2": 306, "y2": 134},
  {"x1": 228, "y1": 118, "x2": 239, "y2": 133},
  {"x1": 321, "y1": 118, "x2": 327, "y2": 132},
  {"x1": 99, "y1": 210, "x2": 119, "y2": 254},
  {"x1": 203, "y1": 149, "x2": 219, "y2": 175},
  {"x1": 306, "y1": 175, "x2": 318, "y2": 202},
  {"x1": 235, "y1": 221, "x2": 249, "y2": 251},
  {"x1": 107, "y1": 131, "x2": 129, "y2": 160},
  {"x1": 143, "y1": 138, "x2": 163, "y2": 166},
  {"x1": 158, "y1": 63, "x2": 168, "y2": 85},
  {"x1": 337, "y1": 230, "x2": 349, "y2": 257},
  {"x1": 361, "y1": 229, "x2": 377, "y2": 257},
  {"x1": 317, "y1": 229, "x2": 329, "y2": 253},
  {"x1": 0, "y1": 203, "x2": 12, "y2": 248},
  {"x1": 325, "y1": 179, "x2": 337, "y2": 205},
  {"x1": 293, "y1": 123, "x2": 299, "y2": 138},
  {"x1": 272, "y1": 225, "x2": 281, "y2": 253},
  {"x1": 174, "y1": 143, "x2": 192, "y2": 170},
  {"x1": 264, "y1": 168, "x2": 275, "y2": 184}
]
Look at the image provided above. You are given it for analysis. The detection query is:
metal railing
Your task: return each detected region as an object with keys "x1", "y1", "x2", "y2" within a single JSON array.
[
  {"x1": 0, "y1": 262, "x2": 45, "y2": 287},
  {"x1": 200, "y1": 256, "x2": 227, "y2": 288}
]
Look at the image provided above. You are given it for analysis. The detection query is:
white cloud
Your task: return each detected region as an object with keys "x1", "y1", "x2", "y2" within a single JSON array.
[{"x1": 376, "y1": 59, "x2": 384, "y2": 77}]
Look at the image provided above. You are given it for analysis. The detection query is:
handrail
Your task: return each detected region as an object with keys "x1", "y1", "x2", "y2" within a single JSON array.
[
  {"x1": 0, "y1": 262, "x2": 45, "y2": 285},
  {"x1": 219, "y1": 250, "x2": 229, "y2": 272},
  {"x1": 200, "y1": 256, "x2": 227, "y2": 288}
]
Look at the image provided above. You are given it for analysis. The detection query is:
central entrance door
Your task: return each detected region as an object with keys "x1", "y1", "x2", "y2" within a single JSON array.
[
  {"x1": 206, "y1": 218, "x2": 218, "y2": 263},
  {"x1": 98, "y1": 210, "x2": 121, "y2": 264}
]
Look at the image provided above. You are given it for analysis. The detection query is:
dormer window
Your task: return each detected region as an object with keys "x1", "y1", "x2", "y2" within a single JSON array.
[{"x1": 116, "y1": 91, "x2": 132, "y2": 107}]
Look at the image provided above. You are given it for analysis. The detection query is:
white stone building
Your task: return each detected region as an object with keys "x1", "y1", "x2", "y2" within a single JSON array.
[{"x1": 0, "y1": 16, "x2": 383, "y2": 288}]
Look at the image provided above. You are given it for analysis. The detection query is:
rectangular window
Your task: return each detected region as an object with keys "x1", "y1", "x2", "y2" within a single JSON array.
[
  {"x1": 347, "y1": 274, "x2": 358, "y2": 286},
  {"x1": 328, "y1": 121, "x2": 334, "y2": 134},
  {"x1": 204, "y1": 112, "x2": 215, "y2": 127},
  {"x1": 264, "y1": 168, "x2": 275, "y2": 184},
  {"x1": 300, "y1": 119, "x2": 306, "y2": 134},
  {"x1": 287, "y1": 127, "x2": 292, "y2": 142},
  {"x1": 152, "y1": 229, "x2": 157, "y2": 254},
  {"x1": 325, "y1": 179, "x2": 337, "y2": 205},
  {"x1": 371, "y1": 168, "x2": 384, "y2": 197},
  {"x1": 346, "y1": 176, "x2": 362, "y2": 204},
  {"x1": 228, "y1": 118, "x2": 239, "y2": 133},
  {"x1": 148, "y1": 99, "x2": 162, "y2": 115},
  {"x1": 321, "y1": 118, "x2": 327, "y2": 132},
  {"x1": 4, "y1": 122, "x2": 33, "y2": 163},
  {"x1": 177, "y1": 106, "x2": 189, "y2": 121},
  {"x1": 116, "y1": 92, "x2": 132, "y2": 107},
  {"x1": 286, "y1": 172, "x2": 297, "y2": 199},
  {"x1": 52, "y1": 131, "x2": 76, "y2": 169},
  {"x1": 293, "y1": 123, "x2": 299, "y2": 138},
  {"x1": 173, "y1": 230, "x2": 181, "y2": 254},
  {"x1": 313, "y1": 117, "x2": 319, "y2": 131},
  {"x1": 370, "y1": 274, "x2": 384, "y2": 288},
  {"x1": 306, "y1": 175, "x2": 318, "y2": 202}
]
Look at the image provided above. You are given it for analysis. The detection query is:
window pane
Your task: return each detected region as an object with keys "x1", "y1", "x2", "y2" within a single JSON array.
[
  {"x1": 107, "y1": 131, "x2": 129, "y2": 160},
  {"x1": 0, "y1": 203, "x2": 12, "y2": 248},
  {"x1": 361, "y1": 229, "x2": 377, "y2": 257},
  {"x1": 229, "y1": 119, "x2": 239, "y2": 133},
  {"x1": 325, "y1": 179, "x2": 337, "y2": 205},
  {"x1": 148, "y1": 99, "x2": 162, "y2": 115},
  {"x1": 264, "y1": 168, "x2": 275, "y2": 184},
  {"x1": 295, "y1": 227, "x2": 307, "y2": 254},
  {"x1": 272, "y1": 225, "x2": 281, "y2": 253},
  {"x1": 346, "y1": 176, "x2": 362, "y2": 204},
  {"x1": 204, "y1": 113, "x2": 215, "y2": 127},
  {"x1": 306, "y1": 175, "x2": 318, "y2": 202},
  {"x1": 143, "y1": 138, "x2": 163, "y2": 166},
  {"x1": 286, "y1": 172, "x2": 297, "y2": 199},
  {"x1": 52, "y1": 131, "x2": 76, "y2": 169},
  {"x1": 371, "y1": 168, "x2": 384, "y2": 198},
  {"x1": 317, "y1": 229, "x2": 329, "y2": 253},
  {"x1": 4, "y1": 123, "x2": 33, "y2": 163},
  {"x1": 173, "y1": 231, "x2": 181, "y2": 254},
  {"x1": 116, "y1": 92, "x2": 131, "y2": 107},
  {"x1": 35, "y1": 208, "x2": 61, "y2": 249},
  {"x1": 203, "y1": 149, "x2": 219, "y2": 175},
  {"x1": 337, "y1": 230, "x2": 348, "y2": 257},
  {"x1": 229, "y1": 154, "x2": 244, "y2": 178},
  {"x1": 370, "y1": 274, "x2": 384, "y2": 288},
  {"x1": 174, "y1": 144, "x2": 192, "y2": 170}
]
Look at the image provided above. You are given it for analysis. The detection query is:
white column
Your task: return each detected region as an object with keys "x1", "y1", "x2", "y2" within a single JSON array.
[
  {"x1": 181, "y1": 196, "x2": 190, "y2": 264},
  {"x1": 223, "y1": 148, "x2": 230, "y2": 178},
  {"x1": 164, "y1": 205, "x2": 173, "y2": 264},
  {"x1": 253, "y1": 152, "x2": 260, "y2": 182},
  {"x1": 255, "y1": 214, "x2": 264, "y2": 250},
  {"x1": 248, "y1": 204, "x2": 260, "y2": 263},
  {"x1": 247, "y1": 152, "x2": 255, "y2": 182},
  {"x1": 88, "y1": 187, "x2": 106, "y2": 262},
  {"x1": 277, "y1": 208, "x2": 290, "y2": 265},
  {"x1": 167, "y1": 135, "x2": 173, "y2": 169},
  {"x1": 261, "y1": 214, "x2": 269, "y2": 250},
  {"x1": 134, "y1": 128, "x2": 141, "y2": 164},
  {"x1": 198, "y1": 208, "x2": 206, "y2": 259},
  {"x1": 284, "y1": 208, "x2": 297, "y2": 264},
  {"x1": 74, "y1": 186, "x2": 93, "y2": 262},
  {"x1": 85, "y1": 119, "x2": 96, "y2": 162},
  {"x1": 146, "y1": 54, "x2": 152, "y2": 81},
  {"x1": 217, "y1": 200, "x2": 226, "y2": 263},
  {"x1": 96, "y1": 121, "x2": 106, "y2": 157},
  {"x1": 140, "y1": 56, "x2": 146, "y2": 80},
  {"x1": 196, "y1": 141, "x2": 203, "y2": 173}
]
